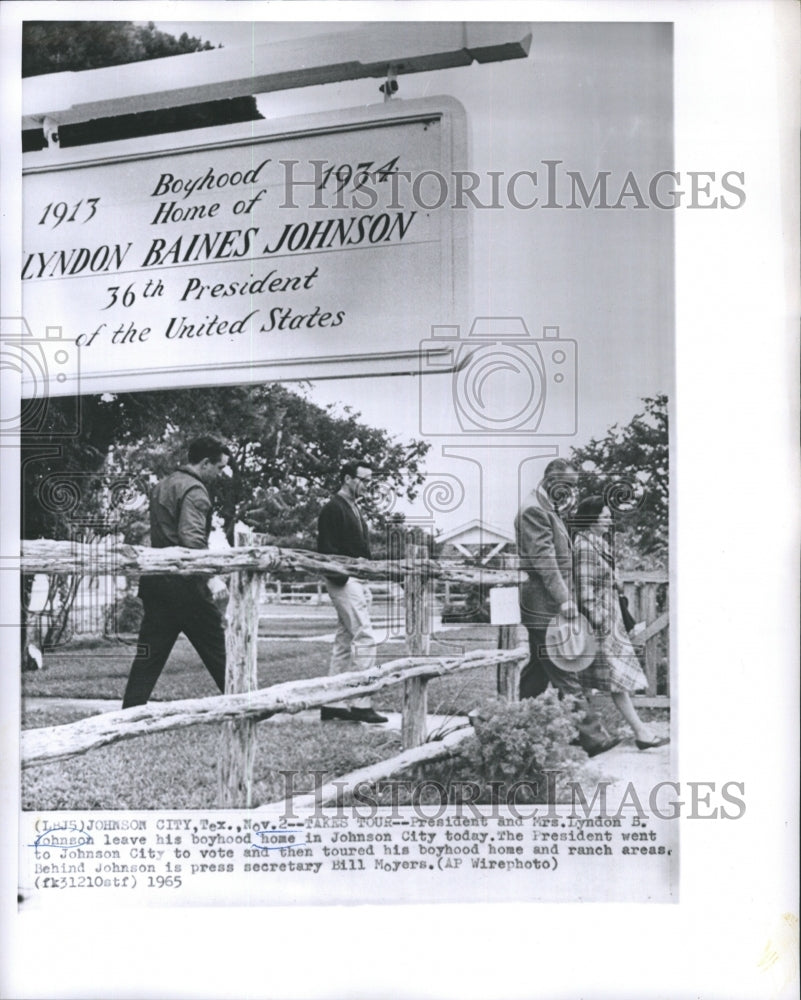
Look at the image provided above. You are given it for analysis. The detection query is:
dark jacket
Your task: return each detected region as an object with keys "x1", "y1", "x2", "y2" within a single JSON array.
[
  {"x1": 149, "y1": 468, "x2": 212, "y2": 550},
  {"x1": 317, "y1": 493, "x2": 371, "y2": 584},
  {"x1": 514, "y1": 491, "x2": 572, "y2": 626}
]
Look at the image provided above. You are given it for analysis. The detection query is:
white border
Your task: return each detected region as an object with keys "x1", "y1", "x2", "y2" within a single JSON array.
[{"x1": 2, "y1": 3, "x2": 799, "y2": 999}]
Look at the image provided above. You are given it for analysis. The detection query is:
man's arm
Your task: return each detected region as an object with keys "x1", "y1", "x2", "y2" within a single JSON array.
[
  {"x1": 517, "y1": 504, "x2": 571, "y2": 608},
  {"x1": 318, "y1": 501, "x2": 349, "y2": 584},
  {"x1": 317, "y1": 501, "x2": 343, "y2": 555},
  {"x1": 177, "y1": 486, "x2": 211, "y2": 549}
]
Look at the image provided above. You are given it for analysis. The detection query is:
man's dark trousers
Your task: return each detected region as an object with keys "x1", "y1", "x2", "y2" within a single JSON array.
[
  {"x1": 122, "y1": 576, "x2": 226, "y2": 708},
  {"x1": 521, "y1": 625, "x2": 607, "y2": 752}
]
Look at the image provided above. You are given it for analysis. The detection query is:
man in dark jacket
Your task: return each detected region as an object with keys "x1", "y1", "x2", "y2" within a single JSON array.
[
  {"x1": 317, "y1": 461, "x2": 386, "y2": 724},
  {"x1": 515, "y1": 457, "x2": 618, "y2": 756},
  {"x1": 122, "y1": 436, "x2": 231, "y2": 708}
]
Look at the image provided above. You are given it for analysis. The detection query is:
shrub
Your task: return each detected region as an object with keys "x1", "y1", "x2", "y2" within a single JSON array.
[
  {"x1": 104, "y1": 592, "x2": 143, "y2": 636},
  {"x1": 455, "y1": 692, "x2": 587, "y2": 802},
  {"x1": 380, "y1": 690, "x2": 590, "y2": 807}
]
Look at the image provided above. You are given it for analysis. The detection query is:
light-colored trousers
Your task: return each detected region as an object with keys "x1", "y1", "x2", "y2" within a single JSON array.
[{"x1": 324, "y1": 578, "x2": 376, "y2": 709}]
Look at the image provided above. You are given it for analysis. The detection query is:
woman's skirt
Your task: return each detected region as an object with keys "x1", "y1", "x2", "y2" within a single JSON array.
[{"x1": 580, "y1": 613, "x2": 648, "y2": 693}]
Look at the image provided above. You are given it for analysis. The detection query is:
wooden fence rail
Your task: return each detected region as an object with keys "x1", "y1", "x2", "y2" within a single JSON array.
[
  {"x1": 20, "y1": 539, "x2": 668, "y2": 806},
  {"x1": 20, "y1": 539, "x2": 514, "y2": 585},
  {"x1": 271, "y1": 726, "x2": 477, "y2": 812},
  {"x1": 19, "y1": 540, "x2": 666, "y2": 596},
  {"x1": 21, "y1": 646, "x2": 529, "y2": 767}
]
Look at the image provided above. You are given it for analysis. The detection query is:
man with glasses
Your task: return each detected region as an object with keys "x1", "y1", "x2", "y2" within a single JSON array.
[
  {"x1": 317, "y1": 461, "x2": 387, "y2": 724},
  {"x1": 122, "y1": 436, "x2": 232, "y2": 708}
]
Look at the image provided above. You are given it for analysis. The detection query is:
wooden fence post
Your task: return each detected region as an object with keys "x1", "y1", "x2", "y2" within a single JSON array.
[
  {"x1": 496, "y1": 625, "x2": 520, "y2": 701},
  {"x1": 659, "y1": 580, "x2": 670, "y2": 699},
  {"x1": 642, "y1": 581, "x2": 658, "y2": 695},
  {"x1": 217, "y1": 531, "x2": 261, "y2": 807},
  {"x1": 402, "y1": 540, "x2": 431, "y2": 748}
]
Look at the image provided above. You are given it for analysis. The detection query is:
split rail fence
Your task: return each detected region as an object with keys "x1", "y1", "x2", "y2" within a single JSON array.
[{"x1": 20, "y1": 539, "x2": 668, "y2": 808}]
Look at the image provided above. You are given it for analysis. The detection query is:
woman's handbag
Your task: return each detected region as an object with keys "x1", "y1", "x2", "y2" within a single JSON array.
[{"x1": 618, "y1": 593, "x2": 636, "y2": 633}]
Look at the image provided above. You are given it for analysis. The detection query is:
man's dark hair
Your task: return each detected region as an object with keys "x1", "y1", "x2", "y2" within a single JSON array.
[
  {"x1": 188, "y1": 436, "x2": 229, "y2": 464},
  {"x1": 567, "y1": 494, "x2": 614, "y2": 540},
  {"x1": 543, "y1": 458, "x2": 576, "y2": 479},
  {"x1": 340, "y1": 460, "x2": 372, "y2": 483},
  {"x1": 574, "y1": 495, "x2": 606, "y2": 524}
]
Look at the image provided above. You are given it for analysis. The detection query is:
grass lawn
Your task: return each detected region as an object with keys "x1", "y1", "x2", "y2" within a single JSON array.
[
  {"x1": 21, "y1": 626, "x2": 509, "y2": 713},
  {"x1": 20, "y1": 626, "x2": 503, "y2": 810},
  {"x1": 21, "y1": 625, "x2": 668, "y2": 810},
  {"x1": 22, "y1": 705, "x2": 402, "y2": 810},
  {"x1": 257, "y1": 619, "x2": 340, "y2": 638}
]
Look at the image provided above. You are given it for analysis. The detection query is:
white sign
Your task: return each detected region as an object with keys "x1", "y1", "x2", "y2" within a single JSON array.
[
  {"x1": 21, "y1": 97, "x2": 468, "y2": 396},
  {"x1": 489, "y1": 585, "x2": 521, "y2": 625}
]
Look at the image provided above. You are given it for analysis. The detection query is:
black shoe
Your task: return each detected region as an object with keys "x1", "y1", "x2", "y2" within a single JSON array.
[
  {"x1": 636, "y1": 735, "x2": 670, "y2": 750},
  {"x1": 320, "y1": 706, "x2": 356, "y2": 722},
  {"x1": 349, "y1": 707, "x2": 388, "y2": 724},
  {"x1": 586, "y1": 736, "x2": 622, "y2": 758}
]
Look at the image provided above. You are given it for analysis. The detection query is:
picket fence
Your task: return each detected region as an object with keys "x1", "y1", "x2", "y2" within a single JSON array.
[{"x1": 20, "y1": 539, "x2": 668, "y2": 808}]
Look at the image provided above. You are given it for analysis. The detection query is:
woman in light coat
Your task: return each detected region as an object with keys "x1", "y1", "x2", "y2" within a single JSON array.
[{"x1": 572, "y1": 495, "x2": 669, "y2": 750}]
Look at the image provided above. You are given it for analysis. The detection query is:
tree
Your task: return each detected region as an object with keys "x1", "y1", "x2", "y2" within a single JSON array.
[
  {"x1": 21, "y1": 383, "x2": 429, "y2": 659},
  {"x1": 569, "y1": 394, "x2": 668, "y2": 568},
  {"x1": 20, "y1": 391, "x2": 163, "y2": 656},
  {"x1": 23, "y1": 383, "x2": 430, "y2": 547},
  {"x1": 106, "y1": 383, "x2": 430, "y2": 546},
  {"x1": 22, "y1": 21, "x2": 215, "y2": 77}
]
